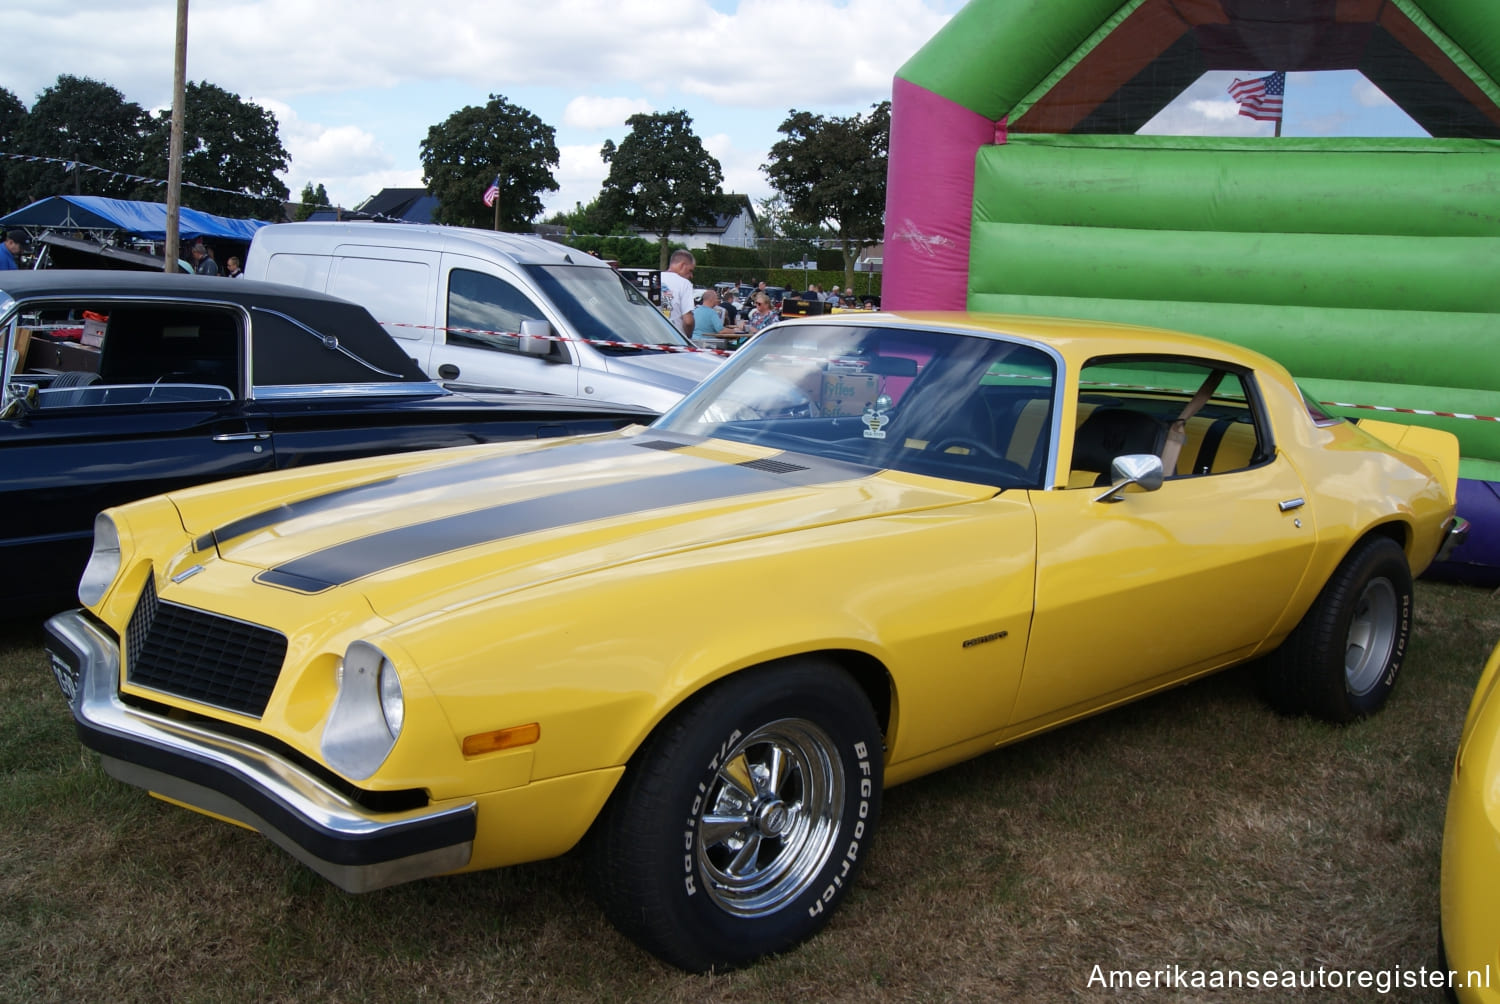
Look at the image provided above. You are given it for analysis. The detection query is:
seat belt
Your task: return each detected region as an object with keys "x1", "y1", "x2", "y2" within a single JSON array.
[{"x1": 1160, "y1": 369, "x2": 1226, "y2": 476}]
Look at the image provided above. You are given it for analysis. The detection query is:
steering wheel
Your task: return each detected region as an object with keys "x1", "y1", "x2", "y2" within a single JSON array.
[
  {"x1": 931, "y1": 436, "x2": 1003, "y2": 459},
  {"x1": 930, "y1": 437, "x2": 1035, "y2": 486}
]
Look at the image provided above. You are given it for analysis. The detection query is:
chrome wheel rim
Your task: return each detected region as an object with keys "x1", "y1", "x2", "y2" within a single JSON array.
[
  {"x1": 694, "y1": 718, "x2": 844, "y2": 918},
  {"x1": 1345, "y1": 577, "x2": 1398, "y2": 696}
]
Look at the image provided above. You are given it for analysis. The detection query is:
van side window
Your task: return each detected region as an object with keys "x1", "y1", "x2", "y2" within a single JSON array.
[
  {"x1": 447, "y1": 269, "x2": 545, "y2": 353},
  {"x1": 327, "y1": 257, "x2": 431, "y2": 343}
]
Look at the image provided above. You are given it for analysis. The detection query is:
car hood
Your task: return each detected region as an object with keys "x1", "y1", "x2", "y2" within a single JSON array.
[
  {"x1": 180, "y1": 432, "x2": 992, "y2": 623},
  {"x1": 599, "y1": 346, "x2": 722, "y2": 390}
]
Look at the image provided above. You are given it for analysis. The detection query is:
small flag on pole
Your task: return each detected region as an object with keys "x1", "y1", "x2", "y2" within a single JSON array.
[
  {"x1": 482, "y1": 175, "x2": 500, "y2": 207},
  {"x1": 1227, "y1": 71, "x2": 1285, "y2": 122}
]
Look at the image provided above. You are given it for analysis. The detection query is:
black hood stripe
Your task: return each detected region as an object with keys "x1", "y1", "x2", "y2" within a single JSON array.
[
  {"x1": 254, "y1": 450, "x2": 874, "y2": 594},
  {"x1": 203, "y1": 436, "x2": 669, "y2": 551}
]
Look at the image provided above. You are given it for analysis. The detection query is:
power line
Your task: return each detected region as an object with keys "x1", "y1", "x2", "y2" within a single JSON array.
[{"x1": 0, "y1": 150, "x2": 274, "y2": 202}]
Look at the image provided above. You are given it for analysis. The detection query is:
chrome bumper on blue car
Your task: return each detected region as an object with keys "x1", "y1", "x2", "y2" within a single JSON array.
[{"x1": 44, "y1": 609, "x2": 476, "y2": 893}]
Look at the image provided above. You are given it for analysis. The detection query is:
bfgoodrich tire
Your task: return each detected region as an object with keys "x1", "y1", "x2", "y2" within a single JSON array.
[
  {"x1": 586, "y1": 660, "x2": 882, "y2": 972},
  {"x1": 1260, "y1": 536, "x2": 1413, "y2": 723}
]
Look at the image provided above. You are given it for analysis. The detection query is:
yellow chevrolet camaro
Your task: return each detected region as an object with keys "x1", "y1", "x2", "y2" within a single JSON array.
[
  {"x1": 45, "y1": 312, "x2": 1465, "y2": 972},
  {"x1": 1442, "y1": 640, "x2": 1500, "y2": 1002}
]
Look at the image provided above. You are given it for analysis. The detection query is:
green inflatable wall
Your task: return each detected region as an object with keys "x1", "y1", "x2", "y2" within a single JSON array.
[{"x1": 967, "y1": 133, "x2": 1500, "y2": 478}]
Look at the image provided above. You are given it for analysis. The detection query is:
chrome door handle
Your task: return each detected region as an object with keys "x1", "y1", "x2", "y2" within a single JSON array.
[
  {"x1": 1278, "y1": 498, "x2": 1306, "y2": 512},
  {"x1": 212, "y1": 432, "x2": 272, "y2": 442}
]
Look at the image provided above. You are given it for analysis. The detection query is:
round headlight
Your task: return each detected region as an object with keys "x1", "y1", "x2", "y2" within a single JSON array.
[
  {"x1": 379, "y1": 661, "x2": 404, "y2": 736},
  {"x1": 322, "y1": 641, "x2": 404, "y2": 780},
  {"x1": 77, "y1": 513, "x2": 121, "y2": 608}
]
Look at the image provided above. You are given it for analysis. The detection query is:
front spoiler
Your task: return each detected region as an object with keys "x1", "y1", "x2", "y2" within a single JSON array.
[{"x1": 44, "y1": 609, "x2": 476, "y2": 893}]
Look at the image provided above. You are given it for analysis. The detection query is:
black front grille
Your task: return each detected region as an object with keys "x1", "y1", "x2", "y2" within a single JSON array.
[{"x1": 125, "y1": 577, "x2": 288, "y2": 718}]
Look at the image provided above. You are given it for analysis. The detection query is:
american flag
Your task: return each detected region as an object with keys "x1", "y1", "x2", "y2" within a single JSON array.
[
  {"x1": 1227, "y1": 71, "x2": 1285, "y2": 122},
  {"x1": 482, "y1": 175, "x2": 500, "y2": 207}
]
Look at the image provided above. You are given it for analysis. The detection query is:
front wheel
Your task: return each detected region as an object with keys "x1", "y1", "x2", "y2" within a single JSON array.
[
  {"x1": 586, "y1": 660, "x2": 883, "y2": 972},
  {"x1": 1259, "y1": 536, "x2": 1413, "y2": 723}
]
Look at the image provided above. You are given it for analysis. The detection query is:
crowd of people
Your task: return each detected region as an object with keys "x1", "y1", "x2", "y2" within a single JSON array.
[{"x1": 657, "y1": 251, "x2": 875, "y2": 351}]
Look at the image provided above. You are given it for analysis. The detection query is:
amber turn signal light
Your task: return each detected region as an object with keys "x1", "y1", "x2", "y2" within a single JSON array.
[{"x1": 462, "y1": 722, "x2": 541, "y2": 757}]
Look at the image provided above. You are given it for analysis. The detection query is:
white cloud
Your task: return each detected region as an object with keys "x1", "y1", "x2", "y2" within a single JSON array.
[
  {"x1": 547, "y1": 143, "x2": 611, "y2": 218},
  {"x1": 257, "y1": 99, "x2": 403, "y2": 209},
  {"x1": 563, "y1": 96, "x2": 655, "y2": 130},
  {"x1": 1354, "y1": 78, "x2": 1394, "y2": 108}
]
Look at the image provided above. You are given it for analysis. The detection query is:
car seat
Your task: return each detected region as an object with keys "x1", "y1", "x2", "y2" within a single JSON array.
[{"x1": 1071, "y1": 407, "x2": 1167, "y2": 486}]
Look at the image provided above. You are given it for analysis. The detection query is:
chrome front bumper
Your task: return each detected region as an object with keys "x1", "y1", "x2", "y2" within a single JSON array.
[{"x1": 45, "y1": 609, "x2": 475, "y2": 893}]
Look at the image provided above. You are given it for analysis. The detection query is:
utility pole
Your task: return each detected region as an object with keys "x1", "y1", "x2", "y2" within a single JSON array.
[{"x1": 164, "y1": 0, "x2": 188, "y2": 273}]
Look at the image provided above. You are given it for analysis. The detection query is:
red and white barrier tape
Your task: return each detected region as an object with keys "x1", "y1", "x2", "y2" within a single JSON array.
[
  {"x1": 382, "y1": 321, "x2": 741, "y2": 357},
  {"x1": 1317, "y1": 401, "x2": 1500, "y2": 423}
]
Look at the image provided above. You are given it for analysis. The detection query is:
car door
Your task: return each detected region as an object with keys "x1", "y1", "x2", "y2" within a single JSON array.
[
  {"x1": 1008, "y1": 356, "x2": 1316, "y2": 735},
  {"x1": 426, "y1": 256, "x2": 582, "y2": 396}
]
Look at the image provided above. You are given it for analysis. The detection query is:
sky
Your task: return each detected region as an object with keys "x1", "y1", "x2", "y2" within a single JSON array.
[{"x1": 3, "y1": 0, "x2": 1427, "y2": 221}]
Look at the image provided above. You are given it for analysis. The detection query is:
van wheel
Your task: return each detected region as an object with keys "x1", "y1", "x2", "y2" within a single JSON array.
[
  {"x1": 1259, "y1": 536, "x2": 1412, "y2": 723},
  {"x1": 586, "y1": 660, "x2": 882, "y2": 972}
]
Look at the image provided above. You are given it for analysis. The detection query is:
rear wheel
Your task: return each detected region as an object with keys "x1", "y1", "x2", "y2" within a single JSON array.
[
  {"x1": 1260, "y1": 536, "x2": 1412, "y2": 723},
  {"x1": 587, "y1": 660, "x2": 882, "y2": 972}
]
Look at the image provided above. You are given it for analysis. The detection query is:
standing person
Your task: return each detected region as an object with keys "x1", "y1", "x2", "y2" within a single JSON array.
[
  {"x1": 190, "y1": 241, "x2": 220, "y2": 276},
  {"x1": 225, "y1": 256, "x2": 244, "y2": 278},
  {"x1": 0, "y1": 230, "x2": 28, "y2": 270},
  {"x1": 720, "y1": 288, "x2": 740, "y2": 328},
  {"x1": 828, "y1": 285, "x2": 843, "y2": 305},
  {"x1": 659, "y1": 249, "x2": 696, "y2": 338}
]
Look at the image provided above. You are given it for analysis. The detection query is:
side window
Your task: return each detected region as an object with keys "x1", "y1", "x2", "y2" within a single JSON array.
[
  {"x1": 17, "y1": 304, "x2": 239, "y2": 409},
  {"x1": 1070, "y1": 356, "x2": 1267, "y2": 486},
  {"x1": 446, "y1": 268, "x2": 545, "y2": 353}
]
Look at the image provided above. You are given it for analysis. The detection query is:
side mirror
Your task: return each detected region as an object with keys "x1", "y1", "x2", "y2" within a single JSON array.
[
  {"x1": 1094, "y1": 453, "x2": 1164, "y2": 504},
  {"x1": 518, "y1": 318, "x2": 554, "y2": 357},
  {"x1": 0, "y1": 382, "x2": 38, "y2": 420}
]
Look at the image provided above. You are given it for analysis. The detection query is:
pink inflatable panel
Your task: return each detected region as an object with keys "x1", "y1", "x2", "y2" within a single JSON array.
[{"x1": 882, "y1": 77, "x2": 1000, "y2": 310}]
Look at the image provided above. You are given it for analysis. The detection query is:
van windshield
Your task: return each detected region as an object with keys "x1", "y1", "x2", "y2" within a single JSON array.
[{"x1": 523, "y1": 265, "x2": 690, "y2": 353}]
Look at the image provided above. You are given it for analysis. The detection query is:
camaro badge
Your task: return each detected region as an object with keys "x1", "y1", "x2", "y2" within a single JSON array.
[{"x1": 862, "y1": 401, "x2": 890, "y2": 439}]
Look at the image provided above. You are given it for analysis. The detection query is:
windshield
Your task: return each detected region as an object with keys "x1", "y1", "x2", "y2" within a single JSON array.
[
  {"x1": 522, "y1": 264, "x2": 690, "y2": 353},
  {"x1": 657, "y1": 322, "x2": 1058, "y2": 489}
]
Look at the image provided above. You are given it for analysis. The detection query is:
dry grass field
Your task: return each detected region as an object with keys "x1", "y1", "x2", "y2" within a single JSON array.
[{"x1": 2, "y1": 580, "x2": 1495, "y2": 1003}]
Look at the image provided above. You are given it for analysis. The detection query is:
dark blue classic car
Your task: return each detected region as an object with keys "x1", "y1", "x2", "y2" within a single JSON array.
[{"x1": 1, "y1": 271, "x2": 657, "y2": 615}]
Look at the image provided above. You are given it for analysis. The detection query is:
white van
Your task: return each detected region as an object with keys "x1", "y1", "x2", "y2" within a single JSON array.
[{"x1": 243, "y1": 222, "x2": 720, "y2": 411}]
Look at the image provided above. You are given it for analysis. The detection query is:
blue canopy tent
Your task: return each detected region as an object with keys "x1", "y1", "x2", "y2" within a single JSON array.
[{"x1": 0, "y1": 195, "x2": 270, "y2": 241}]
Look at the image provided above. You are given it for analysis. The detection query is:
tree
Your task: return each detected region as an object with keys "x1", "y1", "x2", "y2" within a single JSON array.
[
  {"x1": 0, "y1": 87, "x2": 27, "y2": 213},
  {"x1": 763, "y1": 101, "x2": 890, "y2": 288},
  {"x1": 136, "y1": 81, "x2": 290, "y2": 220},
  {"x1": 753, "y1": 192, "x2": 823, "y2": 272},
  {"x1": 545, "y1": 196, "x2": 626, "y2": 237},
  {"x1": 295, "y1": 181, "x2": 330, "y2": 220},
  {"x1": 598, "y1": 110, "x2": 727, "y2": 268},
  {"x1": 420, "y1": 95, "x2": 558, "y2": 231},
  {"x1": 10, "y1": 75, "x2": 147, "y2": 204}
]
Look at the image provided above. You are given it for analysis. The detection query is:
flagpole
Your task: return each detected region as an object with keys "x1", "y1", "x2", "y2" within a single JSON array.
[
  {"x1": 493, "y1": 181, "x2": 500, "y2": 232},
  {"x1": 1275, "y1": 71, "x2": 1283, "y2": 138}
]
